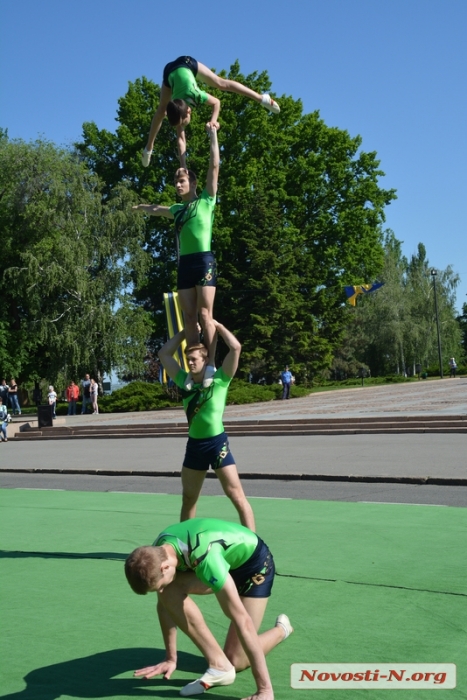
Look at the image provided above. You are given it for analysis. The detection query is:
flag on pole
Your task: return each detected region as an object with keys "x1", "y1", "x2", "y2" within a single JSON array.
[{"x1": 344, "y1": 283, "x2": 384, "y2": 306}]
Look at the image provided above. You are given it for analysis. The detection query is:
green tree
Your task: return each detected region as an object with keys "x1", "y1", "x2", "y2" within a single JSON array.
[
  {"x1": 0, "y1": 137, "x2": 153, "y2": 385},
  {"x1": 349, "y1": 234, "x2": 462, "y2": 375},
  {"x1": 77, "y1": 62, "x2": 396, "y2": 377},
  {"x1": 456, "y1": 303, "x2": 467, "y2": 362}
]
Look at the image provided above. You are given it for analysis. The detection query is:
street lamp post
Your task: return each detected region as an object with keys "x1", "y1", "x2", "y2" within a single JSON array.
[{"x1": 430, "y1": 269, "x2": 443, "y2": 378}]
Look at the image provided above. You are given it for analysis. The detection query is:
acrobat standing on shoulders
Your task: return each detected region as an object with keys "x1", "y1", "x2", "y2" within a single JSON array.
[
  {"x1": 133, "y1": 125, "x2": 219, "y2": 380},
  {"x1": 157, "y1": 320, "x2": 255, "y2": 531},
  {"x1": 142, "y1": 55, "x2": 280, "y2": 168}
]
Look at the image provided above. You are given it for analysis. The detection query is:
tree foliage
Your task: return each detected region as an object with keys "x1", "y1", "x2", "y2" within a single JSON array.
[
  {"x1": 457, "y1": 303, "x2": 467, "y2": 361},
  {"x1": 0, "y1": 136, "x2": 153, "y2": 384},
  {"x1": 346, "y1": 233, "x2": 462, "y2": 375},
  {"x1": 77, "y1": 62, "x2": 396, "y2": 379}
]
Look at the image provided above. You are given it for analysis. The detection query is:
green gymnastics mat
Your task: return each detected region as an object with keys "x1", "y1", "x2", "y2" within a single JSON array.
[{"x1": 0, "y1": 489, "x2": 466, "y2": 700}]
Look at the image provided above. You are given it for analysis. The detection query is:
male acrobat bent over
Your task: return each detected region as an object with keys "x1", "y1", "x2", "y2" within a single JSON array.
[{"x1": 125, "y1": 517, "x2": 293, "y2": 699}]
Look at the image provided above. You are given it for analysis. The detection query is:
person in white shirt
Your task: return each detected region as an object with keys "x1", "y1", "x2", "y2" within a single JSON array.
[
  {"x1": 47, "y1": 385, "x2": 57, "y2": 419},
  {"x1": 90, "y1": 378, "x2": 99, "y2": 414},
  {"x1": 0, "y1": 397, "x2": 9, "y2": 442}
]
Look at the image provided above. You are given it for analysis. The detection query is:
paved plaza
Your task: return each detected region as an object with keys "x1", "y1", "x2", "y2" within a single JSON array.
[
  {"x1": 10, "y1": 375, "x2": 467, "y2": 431},
  {"x1": 3, "y1": 378, "x2": 466, "y2": 485}
]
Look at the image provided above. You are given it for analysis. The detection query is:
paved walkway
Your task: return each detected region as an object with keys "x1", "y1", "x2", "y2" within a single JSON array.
[
  {"x1": 12, "y1": 377, "x2": 467, "y2": 432},
  {"x1": 3, "y1": 379, "x2": 465, "y2": 484},
  {"x1": 3, "y1": 433, "x2": 465, "y2": 481}
]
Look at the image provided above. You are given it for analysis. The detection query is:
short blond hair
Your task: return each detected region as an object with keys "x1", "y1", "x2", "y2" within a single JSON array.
[
  {"x1": 125, "y1": 546, "x2": 168, "y2": 595},
  {"x1": 184, "y1": 344, "x2": 208, "y2": 359}
]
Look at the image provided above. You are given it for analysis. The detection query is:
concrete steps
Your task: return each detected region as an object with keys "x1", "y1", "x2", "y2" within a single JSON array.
[{"x1": 12, "y1": 414, "x2": 467, "y2": 440}]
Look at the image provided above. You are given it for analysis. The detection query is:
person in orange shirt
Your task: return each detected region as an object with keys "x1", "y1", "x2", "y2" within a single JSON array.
[{"x1": 66, "y1": 380, "x2": 80, "y2": 416}]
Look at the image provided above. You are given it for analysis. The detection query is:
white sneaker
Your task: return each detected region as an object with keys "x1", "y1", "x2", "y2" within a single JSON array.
[
  {"x1": 180, "y1": 667, "x2": 236, "y2": 696},
  {"x1": 141, "y1": 147, "x2": 152, "y2": 167},
  {"x1": 276, "y1": 613, "x2": 293, "y2": 639},
  {"x1": 261, "y1": 94, "x2": 280, "y2": 114}
]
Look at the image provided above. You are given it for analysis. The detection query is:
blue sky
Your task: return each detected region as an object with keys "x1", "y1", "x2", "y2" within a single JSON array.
[{"x1": 2, "y1": 0, "x2": 466, "y2": 312}]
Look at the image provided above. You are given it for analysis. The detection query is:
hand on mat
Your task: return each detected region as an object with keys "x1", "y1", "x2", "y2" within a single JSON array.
[{"x1": 134, "y1": 660, "x2": 177, "y2": 680}]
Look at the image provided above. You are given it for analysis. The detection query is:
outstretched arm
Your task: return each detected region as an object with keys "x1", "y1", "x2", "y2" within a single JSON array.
[
  {"x1": 216, "y1": 577, "x2": 273, "y2": 700},
  {"x1": 132, "y1": 204, "x2": 174, "y2": 219},
  {"x1": 134, "y1": 600, "x2": 178, "y2": 680},
  {"x1": 213, "y1": 321, "x2": 241, "y2": 378},
  {"x1": 158, "y1": 329, "x2": 185, "y2": 380},
  {"x1": 205, "y1": 126, "x2": 220, "y2": 197}
]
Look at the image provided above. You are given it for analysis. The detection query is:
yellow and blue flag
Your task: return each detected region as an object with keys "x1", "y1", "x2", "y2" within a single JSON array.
[{"x1": 344, "y1": 283, "x2": 384, "y2": 306}]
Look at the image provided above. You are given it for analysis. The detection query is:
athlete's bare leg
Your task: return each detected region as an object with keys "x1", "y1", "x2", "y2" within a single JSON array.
[
  {"x1": 216, "y1": 464, "x2": 256, "y2": 531},
  {"x1": 180, "y1": 466, "x2": 206, "y2": 521},
  {"x1": 197, "y1": 285, "x2": 216, "y2": 366},
  {"x1": 197, "y1": 63, "x2": 263, "y2": 103},
  {"x1": 223, "y1": 597, "x2": 290, "y2": 671},
  {"x1": 178, "y1": 287, "x2": 200, "y2": 347},
  {"x1": 196, "y1": 63, "x2": 280, "y2": 115}
]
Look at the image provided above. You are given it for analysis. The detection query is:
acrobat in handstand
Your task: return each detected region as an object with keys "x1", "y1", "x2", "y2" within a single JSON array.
[{"x1": 142, "y1": 55, "x2": 280, "y2": 168}]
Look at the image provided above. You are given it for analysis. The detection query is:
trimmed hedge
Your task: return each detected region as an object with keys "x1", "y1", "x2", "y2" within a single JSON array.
[
  {"x1": 97, "y1": 382, "x2": 178, "y2": 413},
  {"x1": 227, "y1": 379, "x2": 310, "y2": 404}
]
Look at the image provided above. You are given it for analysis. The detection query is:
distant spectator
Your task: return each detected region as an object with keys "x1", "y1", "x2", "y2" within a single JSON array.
[
  {"x1": 8, "y1": 378, "x2": 21, "y2": 415},
  {"x1": 81, "y1": 373, "x2": 91, "y2": 414},
  {"x1": 90, "y1": 378, "x2": 99, "y2": 414},
  {"x1": 47, "y1": 385, "x2": 57, "y2": 419},
  {"x1": 0, "y1": 379, "x2": 9, "y2": 406},
  {"x1": 449, "y1": 357, "x2": 457, "y2": 378},
  {"x1": 281, "y1": 365, "x2": 292, "y2": 400},
  {"x1": 66, "y1": 380, "x2": 79, "y2": 415},
  {"x1": 0, "y1": 396, "x2": 9, "y2": 442}
]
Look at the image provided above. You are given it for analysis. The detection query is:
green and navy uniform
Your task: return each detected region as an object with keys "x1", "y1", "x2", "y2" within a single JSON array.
[
  {"x1": 170, "y1": 188, "x2": 217, "y2": 290},
  {"x1": 163, "y1": 56, "x2": 209, "y2": 108},
  {"x1": 154, "y1": 518, "x2": 275, "y2": 597},
  {"x1": 174, "y1": 367, "x2": 234, "y2": 470},
  {"x1": 170, "y1": 189, "x2": 216, "y2": 257}
]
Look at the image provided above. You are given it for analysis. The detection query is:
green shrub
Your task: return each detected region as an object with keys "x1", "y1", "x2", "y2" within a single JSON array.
[
  {"x1": 425, "y1": 364, "x2": 466, "y2": 377},
  {"x1": 226, "y1": 380, "x2": 276, "y2": 404},
  {"x1": 98, "y1": 382, "x2": 178, "y2": 413},
  {"x1": 226, "y1": 380, "x2": 310, "y2": 404}
]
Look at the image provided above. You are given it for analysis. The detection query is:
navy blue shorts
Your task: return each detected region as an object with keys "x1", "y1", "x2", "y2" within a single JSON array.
[
  {"x1": 230, "y1": 538, "x2": 275, "y2": 598},
  {"x1": 177, "y1": 251, "x2": 217, "y2": 290},
  {"x1": 163, "y1": 56, "x2": 198, "y2": 88},
  {"x1": 183, "y1": 432, "x2": 235, "y2": 471}
]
